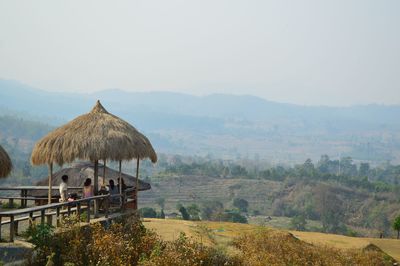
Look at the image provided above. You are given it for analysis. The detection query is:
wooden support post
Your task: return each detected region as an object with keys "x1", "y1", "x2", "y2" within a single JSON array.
[
  {"x1": 119, "y1": 160, "x2": 122, "y2": 206},
  {"x1": 86, "y1": 202, "x2": 91, "y2": 223},
  {"x1": 29, "y1": 212, "x2": 34, "y2": 227},
  {"x1": 41, "y1": 210, "x2": 45, "y2": 225},
  {"x1": 23, "y1": 190, "x2": 28, "y2": 207},
  {"x1": 135, "y1": 156, "x2": 140, "y2": 210},
  {"x1": 0, "y1": 216, "x2": 2, "y2": 240},
  {"x1": 46, "y1": 214, "x2": 52, "y2": 226},
  {"x1": 105, "y1": 196, "x2": 109, "y2": 219},
  {"x1": 20, "y1": 190, "x2": 24, "y2": 207},
  {"x1": 9, "y1": 216, "x2": 14, "y2": 242},
  {"x1": 48, "y1": 163, "x2": 53, "y2": 204},
  {"x1": 103, "y1": 159, "x2": 106, "y2": 186},
  {"x1": 14, "y1": 221, "x2": 19, "y2": 236},
  {"x1": 67, "y1": 205, "x2": 71, "y2": 216},
  {"x1": 9, "y1": 198, "x2": 14, "y2": 208},
  {"x1": 94, "y1": 160, "x2": 99, "y2": 195},
  {"x1": 56, "y1": 207, "x2": 61, "y2": 227},
  {"x1": 94, "y1": 199, "x2": 98, "y2": 218}
]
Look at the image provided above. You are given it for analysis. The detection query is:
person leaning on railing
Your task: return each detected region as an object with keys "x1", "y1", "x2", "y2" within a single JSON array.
[
  {"x1": 83, "y1": 178, "x2": 94, "y2": 198},
  {"x1": 59, "y1": 175, "x2": 69, "y2": 202}
]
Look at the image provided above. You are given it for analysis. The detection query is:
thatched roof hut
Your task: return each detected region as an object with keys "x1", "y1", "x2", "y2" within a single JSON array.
[
  {"x1": 29, "y1": 162, "x2": 151, "y2": 197},
  {"x1": 31, "y1": 100, "x2": 157, "y2": 165},
  {"x1": 30, "y1": 100, "x2": 157, "y2": 203},
  {"x1": 0, "y1": 144, "x2": 12, "y2": 178}
]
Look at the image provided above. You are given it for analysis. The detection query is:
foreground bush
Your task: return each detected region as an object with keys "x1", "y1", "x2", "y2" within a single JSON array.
[
  {"x1": 26, "y1": 216, "x2": 394, "y2": 266},
  {"x1": 232, "y1": 228, "x2": 394, "y2": 266},
  {"x1": 26, "y1": 214, "x2": 232, "y2": 266}
]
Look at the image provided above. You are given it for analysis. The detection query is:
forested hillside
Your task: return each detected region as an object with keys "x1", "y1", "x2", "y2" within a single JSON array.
[
  {"x1": 138, "y1": 155, "x2": 400, "y2": 238},
  {"x1": 2, "y1": 79, "x2": 400, "y2": 163}
]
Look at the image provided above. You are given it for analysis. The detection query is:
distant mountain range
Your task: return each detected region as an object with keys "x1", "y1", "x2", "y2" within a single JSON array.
[{"x1": 1, "y1": 79, "x2": 400, "y2": 163}]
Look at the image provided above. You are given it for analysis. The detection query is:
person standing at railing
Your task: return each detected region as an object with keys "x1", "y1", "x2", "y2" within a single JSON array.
[
  {"x1": 83, "y1": 178, "x2": 94, "y2": 198},
  {"x1": 107, "y1": 179, "x2": 119, "y2": 204},
  {"x1": 59, "y1": 175, "x2": 69, "y2": 202}
]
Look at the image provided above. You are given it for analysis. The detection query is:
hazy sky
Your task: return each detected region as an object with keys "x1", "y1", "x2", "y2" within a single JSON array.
[{"x1": 0, "y1": 0, "x2": 399, "y2": 106}]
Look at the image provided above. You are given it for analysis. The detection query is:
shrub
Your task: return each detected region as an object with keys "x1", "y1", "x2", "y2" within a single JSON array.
[
  {"x1": 232, "y1": 228, "x2": 394, "y2": 265},
  {"x1": 140, "y1": 233, "x2": 239, "y2": 266},
  {"x1": 139, "y1": 207, "x2": 157, "y2": 218},
  {"x1": 290, "y1": 214, "x2": 307, "y2": 231},
  {"x1": 221, "y1": 210, "x2": 248, "y2": 223}
]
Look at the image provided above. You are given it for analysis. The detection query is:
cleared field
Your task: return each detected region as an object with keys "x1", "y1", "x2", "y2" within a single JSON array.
[{"x1": 143, "y1": 218, "x2": 400, "y2": 262}]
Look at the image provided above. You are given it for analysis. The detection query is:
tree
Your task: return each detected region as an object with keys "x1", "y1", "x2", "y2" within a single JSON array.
[
  {"x1": 187, "y1": 204, "x2": 201, "y2": 220},
  {"x1": 179, "y1": 206, "x2": 190, "y2": 220},
  {"x1": 155, "y1": 197, "x2": 165, "y2": 209},
  {"x1": 233, "y1": 198, "x2": 249, "y2": 213},
  {"x1": 393, "y1": 215, "x2": 400, "y2": 239},
  {"x1": 201, "y1": 201, "x2": 224, "y2": 221},
  {"x1": 291, "y1": 214, "x2": 307, "y2": 231},
  {"x1": 359, "y1": 163, "x2": 370, "y2": 177},
  {"x1": 159, "y1": 209, "x2": 165, "y2": 219},
  {"x1": 302, "y1": 158, "x2": 315, "y2": 177},
  {"x1": 314, "y1": 185, "x2": 345, "y2": 233}
]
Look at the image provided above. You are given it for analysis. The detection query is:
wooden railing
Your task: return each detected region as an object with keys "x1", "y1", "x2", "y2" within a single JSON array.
[{"x1": 0, "y1": 193, "x2": 129, "y2": 242}]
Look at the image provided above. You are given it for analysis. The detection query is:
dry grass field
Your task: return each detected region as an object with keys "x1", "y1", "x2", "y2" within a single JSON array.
[{"x1": 143, "y1": 218, "x2": 400, "y2": 262}]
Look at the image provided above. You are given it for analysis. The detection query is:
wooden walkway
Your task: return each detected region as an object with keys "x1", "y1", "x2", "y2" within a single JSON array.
[{"x1": 0, "y1": 188, "x2": 136, "y2": 242}]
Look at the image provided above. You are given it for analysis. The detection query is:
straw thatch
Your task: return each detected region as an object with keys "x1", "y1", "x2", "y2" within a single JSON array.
[
  {"x1": 31, "y1": 100, "x2": 157, "y2": 165},
  {"x1": 30, "y1": 162, "x2": 151, "y2": 197},
  {"x1": 0, "y1": 144, "x2": 12, "y2": 178}
]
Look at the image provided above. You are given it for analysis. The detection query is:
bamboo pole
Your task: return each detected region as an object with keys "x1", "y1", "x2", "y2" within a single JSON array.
[
  {"x1": 103, "y1": 159, "x2": 106, "y2": 186},
  {"x1": 94, "y1": 160, "x2": 99, "y2": 195},
  {"x1": 48, "y1": 163, "x2": 53, "y2": 204},
  {"x1": 119, "y1": 160, "x2": 122, "y2": 205},
  {"x1": 135, "y1": 156, "x2": 140, "y2": 209}
]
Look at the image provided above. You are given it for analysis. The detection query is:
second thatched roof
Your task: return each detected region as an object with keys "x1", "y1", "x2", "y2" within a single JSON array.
[
  {"x1": 0, "y1": 144, "x2": 12, "y2": 178},
  {"x1": 31, "y1": 100, "x2": 157, "y2": 166}
]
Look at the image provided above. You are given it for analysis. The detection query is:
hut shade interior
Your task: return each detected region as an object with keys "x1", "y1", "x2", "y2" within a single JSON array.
[
  {"x1": 0, "y1": 144, "x2": 12, "y2": 178},
  {"x1": 31, "y1": 100, "x2": 157, "y2": 166},
  {"x1": 30, "y1": 162, "x2": 151, "y2": 196}
]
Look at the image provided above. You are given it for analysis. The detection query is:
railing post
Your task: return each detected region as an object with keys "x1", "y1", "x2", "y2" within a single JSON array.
[
  {"x1": 77, "y1": 202, "x2": 81, "y2": 221},
  {"x1": 41, "y1": 210, "x2": 45, "y2": 225},
  {"x1": 105, "y1": 196, "x2": 109, "y2": 218},
  {"x1": 14, "y1": 221, "x2": 19, "y2": 236},
  {"x1": 9, "y1": 198, "x2": 13, "y2": 208},
  {"x1": 94, "y1": 199, "x2": 98, "y2": 218},
  {"x1": 67, "y1": 204, "x2": 71, "y2": 216},
  {"x1": 29, "y1": 212, "x2": 34, "y2": 227},
  {"x1": 0, "y1": 216, "x2": 2, "y2": 240},
  {"x1": 9, "y1": 216, "x2": 14, "y2": 242},
  {"x1": 46, "y1": 213, "x2": 53, "y2": 226},
  {"x1": 86, "y1": 200, "x2": 91, "y2": 223},
  {"x1": 20, "y1": 190, "x2": 24, "y2": 207},
  {"x1": 56, "y1": 207, "x2": 61, "y2": 227}
]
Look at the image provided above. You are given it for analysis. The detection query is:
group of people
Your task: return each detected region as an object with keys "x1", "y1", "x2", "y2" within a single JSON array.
[{"x1": 59, "y1": 174, "x2": 126, "y2": 202}]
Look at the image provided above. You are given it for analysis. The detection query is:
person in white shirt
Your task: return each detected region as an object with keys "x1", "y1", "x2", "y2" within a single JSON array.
[{"x1": 59, "y1": 175, "x2": 68, "y2": 202}]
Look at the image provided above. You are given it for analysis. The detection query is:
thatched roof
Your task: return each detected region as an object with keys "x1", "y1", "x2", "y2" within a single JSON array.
[
  {"x1": 30, "y1": 162, "x2": 151, "y2": 196},
  {"x1": 31, "y1": 100, "x2": 157, "y2": 166},
  {"x1": 0, "y1": 144, "x2": 12, "y2": 178}
]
